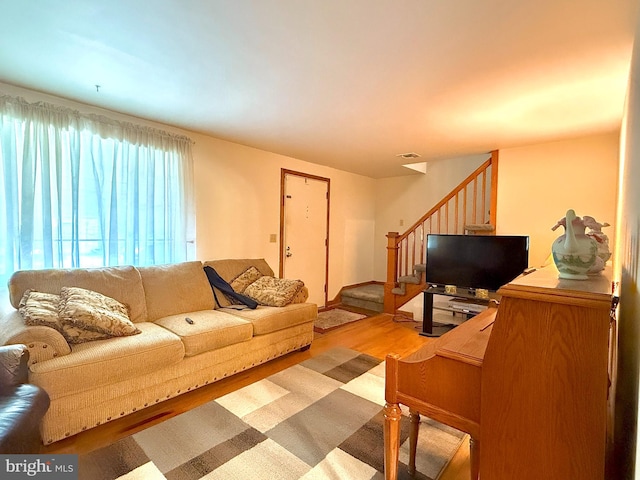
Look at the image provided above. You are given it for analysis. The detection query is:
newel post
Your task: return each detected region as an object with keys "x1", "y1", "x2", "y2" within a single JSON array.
[
  {"x1": 384, "y1": 353, "x2": 402, "y2": 480},
  {"x1": 490, "y1": 149, "x2": 499, "y2": 227},
  {"x1": 384, "y1": 232, "x2": 400, "y2": 314}
]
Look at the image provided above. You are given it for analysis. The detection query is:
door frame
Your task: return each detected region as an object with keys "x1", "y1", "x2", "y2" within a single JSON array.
[{"x1": 279, "y1": 169, "x2": 330, "y2": 307}]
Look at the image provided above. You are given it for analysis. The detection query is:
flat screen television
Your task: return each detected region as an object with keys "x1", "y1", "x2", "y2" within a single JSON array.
[{"x1": 425, "y1": 234, "x2": 529, "y2": 292}]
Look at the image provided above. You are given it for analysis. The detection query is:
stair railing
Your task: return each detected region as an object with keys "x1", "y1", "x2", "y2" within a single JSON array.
[{"x1": 384, "y1": 151, "x2": 498, "y2": 314}]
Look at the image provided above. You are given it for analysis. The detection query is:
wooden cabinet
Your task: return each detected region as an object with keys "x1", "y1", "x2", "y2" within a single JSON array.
[
  {"x1": 384, "y1": 308, "x2": 496, "y2": 480},
  {"x1": 480, "y1": 266, "x2": 615, "y2": 479}
]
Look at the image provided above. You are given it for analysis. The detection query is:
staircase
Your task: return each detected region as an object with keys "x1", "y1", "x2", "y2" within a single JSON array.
[
  {"x1": 384, "y1": 151, "x2": 499, "y2": 314},
  {"x1": 340, "y1": 283, "x2": 384, "y2": 312}
]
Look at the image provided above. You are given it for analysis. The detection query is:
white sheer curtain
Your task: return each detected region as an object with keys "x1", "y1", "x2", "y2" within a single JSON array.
[{"x1": 0, "y1": 95, "x2": 195, "y2": 286}]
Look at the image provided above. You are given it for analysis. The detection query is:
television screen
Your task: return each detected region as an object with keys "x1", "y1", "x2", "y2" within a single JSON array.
[{"x1": 425, "y1": 234, "x2": 529, "y2": 292}]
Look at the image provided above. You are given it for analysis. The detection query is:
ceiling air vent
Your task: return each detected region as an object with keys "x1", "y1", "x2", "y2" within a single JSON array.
[
  {"x1": 396, "y1": 152, "x2": 421, "y2": 159},
  {"x1": 396, "y1": 153, "x2": 427, "y2": 174}
]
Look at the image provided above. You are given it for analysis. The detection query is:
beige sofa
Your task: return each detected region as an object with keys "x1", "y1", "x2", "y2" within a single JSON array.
[{"x1": 0, "y1": 258, "x2": 316, "y2": 445}]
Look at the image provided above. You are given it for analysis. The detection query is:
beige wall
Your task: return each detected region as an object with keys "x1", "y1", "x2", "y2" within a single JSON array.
[
  {"x1": 0, "y1": 82, "x2": 377, "y2": 302},
  {"x1": 190, "y1": 133, "x2": 376, "y2": 301},
  {"x1": 372, "y1": 153, "x2": 490, "y2": 280},
  {"x1": 371, "y1": 135, "x2": 619, "y2": 282},
  {"x1": 611, "y1": 9, "x2": 640, "y2": 477},
  {"x1": 496, "y1": 132, "x2": 620, "y2": 267}
]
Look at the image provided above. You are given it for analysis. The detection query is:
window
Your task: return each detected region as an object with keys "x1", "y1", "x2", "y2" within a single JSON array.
[{"x1": 0, "y1": 95, "x2": 195, "y2": 287}]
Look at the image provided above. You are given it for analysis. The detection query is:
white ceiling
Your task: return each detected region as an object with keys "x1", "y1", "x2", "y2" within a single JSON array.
[{"x1": 1, "y1": 0, "x2": 638, "y2": 178}]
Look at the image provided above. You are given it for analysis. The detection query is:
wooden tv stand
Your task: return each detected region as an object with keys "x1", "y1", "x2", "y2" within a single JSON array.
[{"x1": 385, "y1": 265, "x2": 616, "y2": 480}]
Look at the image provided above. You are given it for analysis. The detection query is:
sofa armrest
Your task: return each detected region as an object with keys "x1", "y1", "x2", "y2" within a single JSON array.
[
  {"x1": 293, "y1": 286, "x2": 309, "y2": 304},
  {"x1": 0, "y1": 311, "x2": 71, "y2": 365}
]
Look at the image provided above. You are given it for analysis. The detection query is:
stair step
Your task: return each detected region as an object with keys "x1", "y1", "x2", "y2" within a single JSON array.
[
  {"x1": 398, "y1": 274, "x2": 421, "y2": 285},
  {"x1": 341, "y1": 284, "x2": 384, "y2": 313},
  {"x1": 465, "y1": 224, "x2": 495, "y2": 235}
]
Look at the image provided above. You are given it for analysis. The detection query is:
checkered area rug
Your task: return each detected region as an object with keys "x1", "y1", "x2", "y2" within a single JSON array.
[{"x1": 78, "y1": 348, "x2": 466, "y2": 479}]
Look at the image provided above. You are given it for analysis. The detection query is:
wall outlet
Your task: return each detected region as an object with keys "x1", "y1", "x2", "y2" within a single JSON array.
[
  {"x1": 399, "y1": 219, "x2": 404, "y2": 226},
  {"x1": 269, "y1": 234, "x2": 277, "y2": 243}
]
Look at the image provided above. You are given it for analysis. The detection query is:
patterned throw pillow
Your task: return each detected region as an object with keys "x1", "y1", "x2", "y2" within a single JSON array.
[
  {"x1": 60, "y1": 324, "x2": 115, "y2": 344},
  {"x1": 230, "y1": 266, "x2": 263, "y2": 293},
  {"x1": 58, "y1": 287, "x2": 140, "y2": 343},
  {"x1": 244, "y1": 276, "x2": 305, "y2": 307},
  {"x1": 18, "y1": 290, "x2": 63, "y2": 332}
]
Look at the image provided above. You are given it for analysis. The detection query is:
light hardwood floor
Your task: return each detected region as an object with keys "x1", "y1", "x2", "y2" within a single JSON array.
[{"x1": 41, "y1": 313, "x2": 470, "y2": 480}]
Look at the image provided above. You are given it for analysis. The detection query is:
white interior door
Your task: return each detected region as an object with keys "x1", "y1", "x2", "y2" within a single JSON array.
[{"x1": 282, "y1": 172, "x2": 329, "y2": 308}]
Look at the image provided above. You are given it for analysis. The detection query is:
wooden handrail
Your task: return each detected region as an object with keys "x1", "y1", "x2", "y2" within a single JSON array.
[
  {"x1": 384, "y1": 151, "x2": 498, "y2": 314},
  {"x1": 396, "y1": 156, "x2": 493, "y2": 244}
]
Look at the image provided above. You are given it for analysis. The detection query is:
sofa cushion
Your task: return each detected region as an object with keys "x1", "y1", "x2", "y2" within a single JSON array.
[
  {"x1": 225, "y1": 302, "x2": 318, "y2": 335},
  {"x1": 58, "y1": 287, "x2": 141, "y2": 343},
  {"x1": 202, "y1": 259, "x2": 275, "y2": 308},
  {"x1": 29, "y1": 322, "x2": 184, "y2": 399},
  {"x1": 18, "y1": 290, "x2": 62, "y2": 332},
  {"x1": 8, "y1": 265, "x2": 148, "y2": 323},
  {"x1": 154, "y1": 310, "x2": 253, "y2": 357},
  {"x1": 244, "y1": 276, "x2": 305, "y2": 307},
  {"x1": 138, "y1": 261, "x2": 215, "y2": 322}
]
